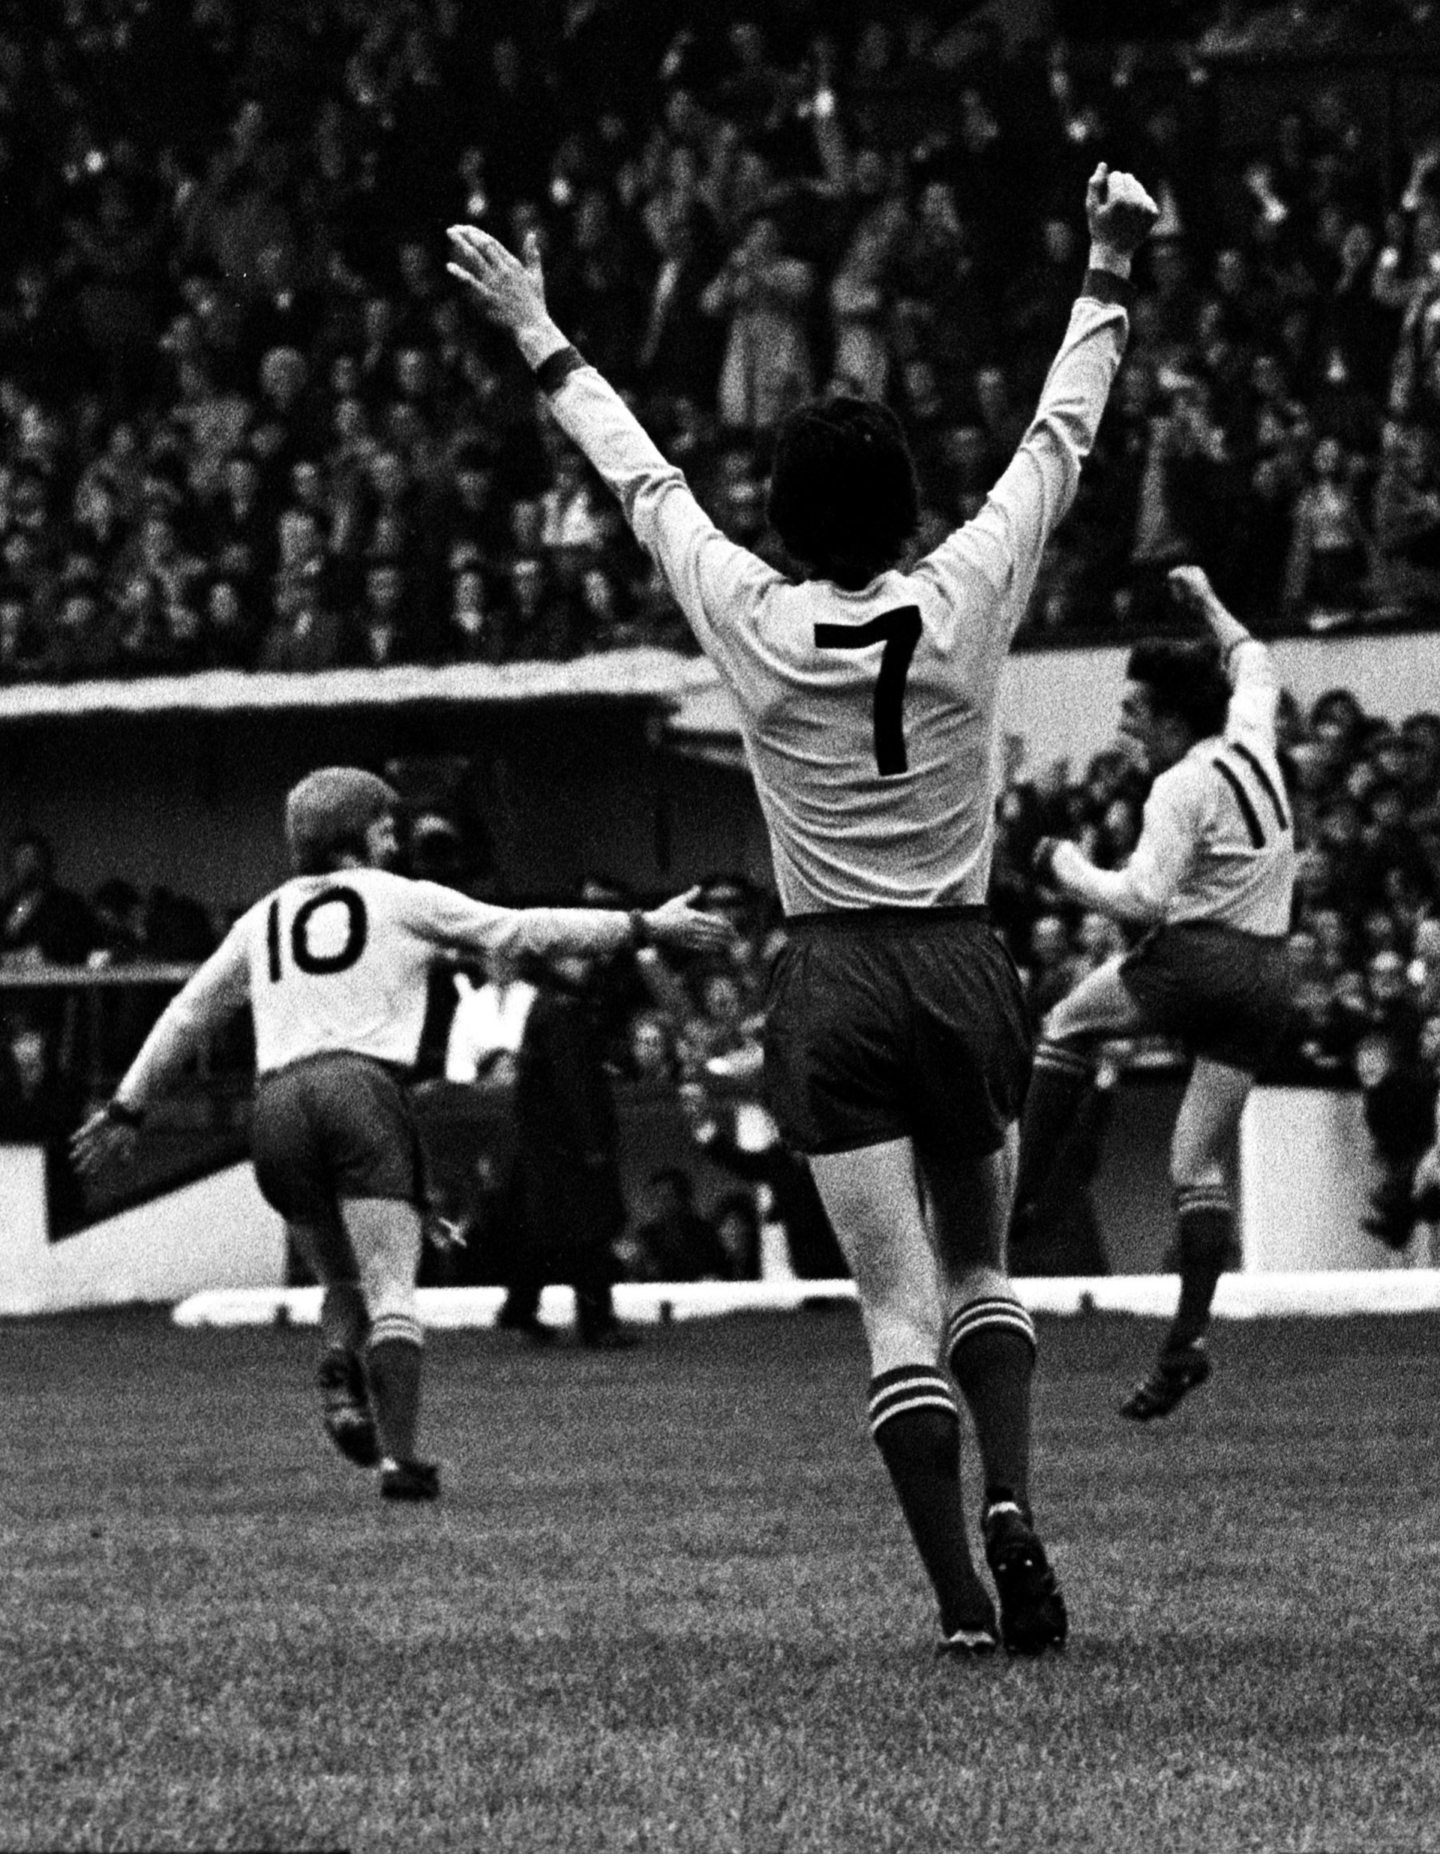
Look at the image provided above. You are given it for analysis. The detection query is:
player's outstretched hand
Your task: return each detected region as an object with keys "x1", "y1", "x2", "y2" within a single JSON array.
[
  {"x1": 446, "y1": 224, "x2": 548, "y2": 333},
  {"x1": 70, "y1": 1105, "x2": 140, "y2": 1182},
  {"x1": 645, "y1": 888, "x2": 737, "y2": 952},
  {"x1": 1085, "y1": 163, "x2": 1159, "y2": 257}
]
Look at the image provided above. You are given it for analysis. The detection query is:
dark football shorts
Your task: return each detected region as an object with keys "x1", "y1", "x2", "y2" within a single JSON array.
[
  {"x1": 1119, "y1": 923, "x2": 1293, "y2": 1072},
  {"x1": 250, "y1": 1052, "x2": 424, "y2": 1222},
  {"x1": 764, "y1": 907, "x2": 1031, "y2": 1157}
]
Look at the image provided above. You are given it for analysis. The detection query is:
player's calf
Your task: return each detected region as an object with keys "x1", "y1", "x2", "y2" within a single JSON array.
[
  {"x1": 1013, "y1": 1040, "x2": 1098, "y2": 1224},
  {"x1": 317, "y1": 1347, "x2": 378, "y2": 1469},
  {"x1": 945, "y1": 1294, "x2": 1037, "y2": 1513},
  {"x1": 365, "y1": 1305, "x2": 425, "y2": 1466},
  {"x1": 869, "y1": 1365, "x2": 997, "y2": 1652}
]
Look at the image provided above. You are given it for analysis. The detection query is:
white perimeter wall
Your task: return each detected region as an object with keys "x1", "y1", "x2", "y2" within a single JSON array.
[
  {"x1": 0, "y1": 1149, "x2": 286, "y2": 1316},
  {"x1": 0, "y1": 1086, "x2": 1420, "y2": 1316}
]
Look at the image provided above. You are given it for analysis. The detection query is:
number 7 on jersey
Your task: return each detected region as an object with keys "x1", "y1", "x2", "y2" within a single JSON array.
[{"x1": 814, "y1": 605, "x2": 922, "y2": 777}]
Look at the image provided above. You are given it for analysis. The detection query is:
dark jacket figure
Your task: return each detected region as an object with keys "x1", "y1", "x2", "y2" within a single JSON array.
[
  {"x1": 0, "y1": 833, "x2": 99, "y2": 966},
  {"x1": 626, "y1": 1166, "x2": 732, "y2": 1282},
  {"x1": 503, "y1": 956, "x2": 628, "y2": 1344},
  {"x1": 0, "y1": 1019, "x2": 87, "y2": 1230}
]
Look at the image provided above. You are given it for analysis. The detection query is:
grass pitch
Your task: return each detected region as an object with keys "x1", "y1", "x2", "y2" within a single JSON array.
[{"x1": 1, "y1": 1306, "x2": 1437, "y2": 1854}]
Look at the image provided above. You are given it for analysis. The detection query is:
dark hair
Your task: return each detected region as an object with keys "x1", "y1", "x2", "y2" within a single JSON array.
[
  {"x1": 1126, "y1": 639, "x2": 1230, "y2": 740},
  {"x1": 766, "y1": 397, "x2": 918, "y2": 588}
]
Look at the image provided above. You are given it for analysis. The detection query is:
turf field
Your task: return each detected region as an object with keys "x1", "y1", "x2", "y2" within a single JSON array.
[{"x1": 2, "y1": 1306, "x2": 1437, "y2": 1854}]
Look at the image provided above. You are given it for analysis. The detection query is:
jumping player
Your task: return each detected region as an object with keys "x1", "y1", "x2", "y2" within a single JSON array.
[
  {"x1": 447, "y1": 161, "x2": 1157, "y2": 1653},
  {"x1": 1016, "y1": 566, "x2": 1297, "y2": 1419},
  {"x1": 71, "y1": 768, "x2": 731, "y2": 1499}
]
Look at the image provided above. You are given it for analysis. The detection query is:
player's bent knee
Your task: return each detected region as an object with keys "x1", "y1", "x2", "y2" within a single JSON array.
[{"x1": 861, "y1": 1301, "x2": 942, "y2": 1377}]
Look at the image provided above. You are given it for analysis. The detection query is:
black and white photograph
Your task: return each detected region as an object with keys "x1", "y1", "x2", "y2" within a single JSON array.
[{"x1": 2, "y1": 2, "x2": 1439, "y2": 1849}]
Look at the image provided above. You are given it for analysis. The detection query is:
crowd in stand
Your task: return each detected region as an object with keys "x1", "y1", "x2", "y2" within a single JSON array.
[{"x1": 4, "y1": 1, "x2": 1440, "y2": 682}]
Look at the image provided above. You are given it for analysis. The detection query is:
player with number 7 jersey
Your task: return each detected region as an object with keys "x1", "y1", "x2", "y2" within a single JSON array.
[{"x1": 449, "y1": 161, "x2": 1157, "y2": 1657}]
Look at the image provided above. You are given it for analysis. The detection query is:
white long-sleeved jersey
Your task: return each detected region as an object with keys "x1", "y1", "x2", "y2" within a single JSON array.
[
  {"x1": 1123, "y1": 641, "x2": 1296, "y2": 936},
  {"x1": 115, "y1": 869, "x2": 636, "y2": 1102},
  {"x1": 544, "y1": 284, "x2": 1129, "y2": 914}
]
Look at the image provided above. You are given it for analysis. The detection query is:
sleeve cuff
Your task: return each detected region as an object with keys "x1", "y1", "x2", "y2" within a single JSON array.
[
  {"x1": 1080, "y1": 268, "x2": 1133, "y2": 309},
  {"x1": 533, "y1": 345, "x2": 589, "y2": 394}
]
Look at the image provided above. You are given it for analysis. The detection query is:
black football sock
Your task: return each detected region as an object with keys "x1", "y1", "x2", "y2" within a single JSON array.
[
  {"x1": 1167, "y1": 1186, "x2": 1233, "y2": 1352},
  {"x1": 365, "y1": 1315, "x2": 424, "y2": 1463},
  {"x1": 946, "y1": 1297, "x2": 1038, "y2": 1512},
  {"x1": 1014, "y1": 1041, "x2": 1097, "y2": 1220},
  {"x1": 319, "y1": 1282, "x2": 368, "y2": 1361},
  {"x1": 868, "y1": 1367, "x2": 992, "y2": 1636}
]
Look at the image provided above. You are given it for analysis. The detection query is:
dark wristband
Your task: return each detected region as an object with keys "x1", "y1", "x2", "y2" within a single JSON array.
[
  {"x1": 533, "y1": 344, "x2": 588, "y2": 394},
  {"x1": 628, "y1": 908, "x2": 653, "y2": 950},
  {"x1": 106, "y1": 1098, "x2": 146, "y2": 1129},
  {"x1": 1081, "y1": 268, "x2": 1133, "y2": 309}
]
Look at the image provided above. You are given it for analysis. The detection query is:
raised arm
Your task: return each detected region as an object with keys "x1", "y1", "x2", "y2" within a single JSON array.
[
  {"x1": 1166, "y1": 563, "x2": 1251, "y2": 659},
  {"x1": 1167, "y1": 563, "x2": 1279, "y2": 741},
  {"x1": 445, "y1": 223, "x2": 779, "y2": 658},
  {"x1": 931, "y1": 165, "x2": 1157, "y2": 618}
]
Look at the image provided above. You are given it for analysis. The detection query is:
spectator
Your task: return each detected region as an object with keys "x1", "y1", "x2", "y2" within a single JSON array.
[
  {"x1": 622, "y1": 1007, "x2": 682, "y2": 1087},
  {"x1": 712, "y1": 1188, "x2": 762, "y2": 1279},
  {"x1": 445, "y1": 948, "x2": 536, "y2": 1091},
  {"x1": 350, "y1": 560, "x2": 425, "y2": 668},
  {"x1": 501, "y1": 950, "x2": 635, "y2": 1348},
  {"x1": 1355, "y1": 1023, "x2": 1437, "y2": 1249},
  {"x1": 494, "y1": 554, "x2": 574, "y2": 661},
  {"x1": 444, "y1": 566, "x2": 509, "y2": 664},
  {"x1": 0, "y1": 584, "x2": 46, "y2": 682},
  {"x1": 677, "y1": 1079, "x2": 846, "y2": 1279},
  {"x1": 619, "y1": 1165, "x2": 732, "y2": 1281},
  {"x1": 203, "y1": 574, "x2": 261, "y2": 669},
  {"x1": 256, "y1": 579, "x2": 345, "y2": 673},
  {"x1": 0, "y1": 1012, "x2": 87, "y2": 1226},
  {"x1": 1282, "y1": 434, "x2": 1371, "y2": 626},
  {"x1": 636, "y1": 205, "x2": 727, "y2": 405},
  {"x1": 700, "y1": 211, "x2": 815, "y2": 433},
  {"x1": 0, "y1": 830, "x2": 99, "y2": 967}
]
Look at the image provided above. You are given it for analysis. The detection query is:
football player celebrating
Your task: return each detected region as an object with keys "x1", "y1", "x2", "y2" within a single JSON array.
[
  {"x1": 447, "y1": 161, "x2": 1157, "y2": 1654},
  {"x1": 1016, "y1": 566, "x2": 1297, "y2": 1420},
  {"x1": 71, "y1": 768, "x2": 732, "y2": 1500}
]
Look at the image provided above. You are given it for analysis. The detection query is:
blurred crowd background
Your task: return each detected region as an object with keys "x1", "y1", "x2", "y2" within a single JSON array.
[
  {"x1": 5, "y1": 0, "x2": 1440, "y2": 679},
  {"x1": 4, "y1": 0, "x2": 1440, "y2": 1275}
]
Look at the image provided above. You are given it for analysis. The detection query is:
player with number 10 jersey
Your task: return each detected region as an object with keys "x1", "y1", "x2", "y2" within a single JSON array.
[{"x1": 71, "y1": 768, "x2": 732, "y2": 1501}]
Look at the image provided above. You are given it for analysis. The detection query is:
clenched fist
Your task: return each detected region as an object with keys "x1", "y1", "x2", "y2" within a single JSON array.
[{"x1": 1086, "y1": 164, "x2": 1160, "y2": 263}]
